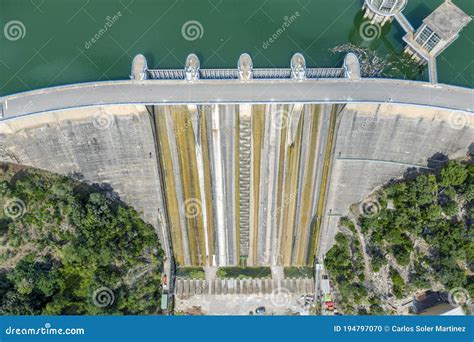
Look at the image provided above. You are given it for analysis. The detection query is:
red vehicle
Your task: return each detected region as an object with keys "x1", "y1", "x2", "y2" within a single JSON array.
[{"x1": 325, "y1": 301, "x2": 335, "y2": 311}]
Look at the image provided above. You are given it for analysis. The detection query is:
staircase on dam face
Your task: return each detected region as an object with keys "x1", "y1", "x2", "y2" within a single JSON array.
[
  {"x1": 174, "y1": 278, "x2": 314, "y2": 296},
  {"x1": 238, "y1": 114, "x2": 252, "y2": 258}
]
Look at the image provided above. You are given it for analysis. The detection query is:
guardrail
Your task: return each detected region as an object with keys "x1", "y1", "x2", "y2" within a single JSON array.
[{"x1": 147, "y1": 68, "x2": 345, "y2": 80}]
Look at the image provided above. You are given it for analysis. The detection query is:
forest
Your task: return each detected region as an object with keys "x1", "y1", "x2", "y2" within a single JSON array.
[
  {"x1": 0, "y1": 163, "x2": 164, "y2": 315},
  {"x1": 325, "y1": 158, "x2": 473, "y2": 314}
]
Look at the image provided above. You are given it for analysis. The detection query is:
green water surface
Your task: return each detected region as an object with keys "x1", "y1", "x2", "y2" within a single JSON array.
[{"x1": 0, "y1": 0, "x2": 472, "y2": 96}]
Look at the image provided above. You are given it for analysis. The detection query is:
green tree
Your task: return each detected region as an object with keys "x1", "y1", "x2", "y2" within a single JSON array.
[
  {"x1": 439, "y1": 161, "x2": 468, "y2": 187},
  {"x1": 0, "y1": 164, "x2": 164, "y2": 315},
  {"x1": 389, "y1": 267, "x2": 405, "y2": 299}
]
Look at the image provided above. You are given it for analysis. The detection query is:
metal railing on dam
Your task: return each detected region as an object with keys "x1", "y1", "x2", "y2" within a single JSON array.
[
  {"x1": 147, "y1": 68, "x2": 345, "y2": 80},
  {"x1": 143, "y1": 53, "x2": 346, "y2": 81},
  {"x1": 1, "y1": 52, "x2": 473, "y2": 120}
]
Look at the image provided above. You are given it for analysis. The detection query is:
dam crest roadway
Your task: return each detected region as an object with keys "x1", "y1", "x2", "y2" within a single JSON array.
[{"x1": 0, "y1": 53, "x2": 473, "y2": 118}]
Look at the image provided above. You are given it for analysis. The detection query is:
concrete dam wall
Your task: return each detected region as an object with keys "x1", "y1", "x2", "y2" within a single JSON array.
[
  {"x1": 319, "y1": 103, "x2": 473, "y2": 256},
  {"x1": 0, "y1": 103, "x2": 472, "y2": 267},
  {"x1": 0, "y1": 105, "x2": 172, "y2": 259},
  {"x1": 150, "y1": 104, "x2": 329, "y2": 267}
]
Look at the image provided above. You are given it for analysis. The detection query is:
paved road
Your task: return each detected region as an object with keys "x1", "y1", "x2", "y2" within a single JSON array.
[{"x1": 1, "y1": 79, "x2": 472, "y2": 120}]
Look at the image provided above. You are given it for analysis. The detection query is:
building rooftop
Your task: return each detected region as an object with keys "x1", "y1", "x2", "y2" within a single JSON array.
[
  {"x1": 423, "y1": 1, "x2": 472, "y2": 40},
  {"x1": 365, "y1": 0, "x2": 407, "y2": 16},
  {"x1": 321, "y1": 279, "x2": 331, "y2": 294}
]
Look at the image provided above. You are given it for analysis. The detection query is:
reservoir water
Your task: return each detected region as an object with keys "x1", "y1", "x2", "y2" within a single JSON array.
[{"x1": 0, "y1": 0, "x2": 472, "y2": 96}]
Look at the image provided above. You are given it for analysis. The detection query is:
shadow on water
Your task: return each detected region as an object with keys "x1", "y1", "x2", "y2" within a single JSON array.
[{"x1": 404, "y1": 3, "x2": 433, "y2": 29}]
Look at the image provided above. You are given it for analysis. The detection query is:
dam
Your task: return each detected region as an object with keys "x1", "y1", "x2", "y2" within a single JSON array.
[
  {"x1": 151, "y1": 102, "x2": 327, "y2": 267},
  {"x1": 0, "y1": 51, "x2": 472, "y2": 271}
]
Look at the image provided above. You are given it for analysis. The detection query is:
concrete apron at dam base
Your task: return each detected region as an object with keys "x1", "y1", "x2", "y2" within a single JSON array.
[{"x1": 174, "y1": 277, "x2": 315, "y2": 315}]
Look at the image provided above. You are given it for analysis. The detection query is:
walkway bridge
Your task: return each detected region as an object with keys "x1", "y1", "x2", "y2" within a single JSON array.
[{"x1": 394, "y1": 12, "x2": 414, "y2": 34}]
